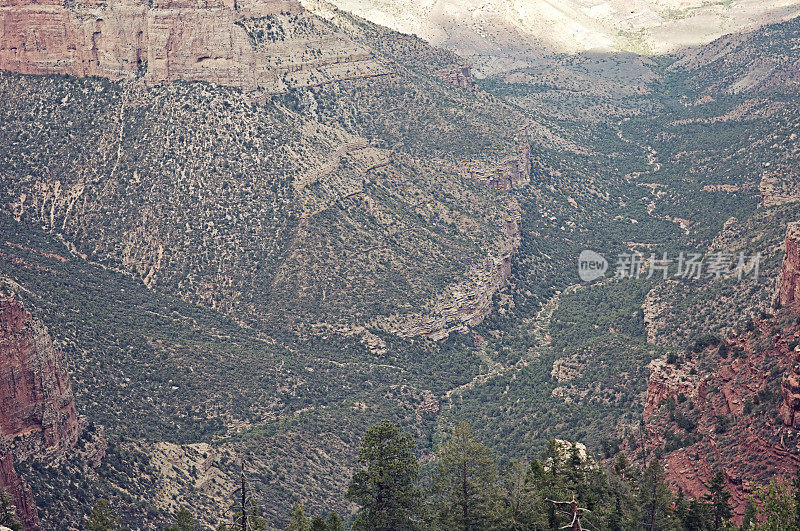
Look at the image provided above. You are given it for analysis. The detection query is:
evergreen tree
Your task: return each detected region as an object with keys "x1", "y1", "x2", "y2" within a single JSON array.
[
  {"x1": 87, "y1": 499, "x2": 121, "y2": 531},
  {"x1": 638, "y1": 460, "x2": 673, "y2": 531},
  {"x1": 741, "y1": 497, "x2": 757, "y2": 530},
  {"x1": 164, "y1": 506, "x2": 196, "y2": 531},
  {"x1": 285, "y1": 504, "x2": 311, "y2": 531},
  {"x1": 497, "y1": 459, "x2": 547, "y2": 530},
  {"x1": 346, "y1": 421, "x2": 421, "y2": 531},
  {"x1": 705, "y1": 470, "x2": 732, "y2": 529},
  {"x1": 685, "y1": 499, "x2": 712, "y2": 530},
  {"x1": 675, "y1": 487, "x2": 688, "y2": 528},
  {"x1": 310, "y1": 515, "x2": 327, "y2": 531},
  {"x1": 613, "y1": 453, "x2": 632, "y2": 480},
  {"x1": 0, "y1": 489, "x2": 22, "y2": 531},
  {"x1": 325, "y1": 512, "x2": 344, "y2": 531},
  {"x1": 432, "y1": 422, "x2": 500, "y2": 531}
]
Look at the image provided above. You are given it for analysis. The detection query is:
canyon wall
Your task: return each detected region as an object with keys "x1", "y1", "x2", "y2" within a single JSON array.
[
  {"x1": 0, "y1": 453, "x2": 38, "y2": 530},
  {"x1": 0, "y1": 291, "x2": 80, "y2": 529},
  {"x1": 642, "y1": 302, "x2": 800, "y2": 522},
  {"x1": 377, "y1": 208, "x2": 521, "y2": 340},
  {"x1": 777, "y1": 222, "x2": 800, "y2": 307},
  {"x1": 0, "y1": 0, "x2": 384, "y2": 91},
  {"x1": 458, "y1": 132, "x2": 532, "y2": 192},
  {"x1": 437, "y1": 63, "x2": 473, "y2": 89}
]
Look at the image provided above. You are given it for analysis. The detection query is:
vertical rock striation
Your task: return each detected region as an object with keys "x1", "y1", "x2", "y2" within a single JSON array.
[
  {"x1": 0, "y1": 291, "x2": 80, "y2": 529},
  {"x1": 777, "y1": 222, "x2": 800, "y2": 307},
  {"x1": 0, "y1": 0, "x2": 384, "y2": 91},
  {"x1": 0, "y1": 453, "x2": 38, "y2": 530}
]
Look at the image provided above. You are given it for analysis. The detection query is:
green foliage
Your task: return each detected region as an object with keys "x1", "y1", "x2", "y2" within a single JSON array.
[
  {"x1": 705, "y1": 470, "x2": 733, "y2": 530},
  {"x1": 431, "y1": 422, "x2": 500, "y2": 530},
  {"x1": 346, "y1": 421, "x2": 421, "y2": 531},
  {"x1": 637, "y1": 460, "x2": 674, "y2": 530},
  {"x1": 164, "y1": 506, "x2": 196, "y2": 531},
  {"x1": 285, "y1": 503, "x2": 311, "y2": 531},
  {"x1": 0, "y1": 489, "x2": 22, "y2": 531},
  {"x1": 87, "y1": 499, "x2": 121, "y2": 531},
  {"x1": 752, "y1": 478, "x2": 798, "y2": 530}
]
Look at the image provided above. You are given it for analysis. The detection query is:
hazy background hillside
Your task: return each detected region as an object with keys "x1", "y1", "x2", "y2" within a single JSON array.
[{"x1": 312, "y1": 0, "x2": 800, "y2": 73}]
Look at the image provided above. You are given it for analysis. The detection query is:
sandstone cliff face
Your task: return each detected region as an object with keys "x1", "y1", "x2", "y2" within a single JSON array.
[
  {"x1": 0, "y1": 453, "x2": 38, "y2": 530},
  {"x1": 642, "y1": 305, "x2": 800, "y2": 522},
  {"x1": 777, "y1": 222, "x2": 800, "y2": 307},
  {"x1": 0, "y1": 293, "x2": 79, "y2": 459},
  {"x1": 0, "y1": 0, "x2": 385, "y2": 91},
  {"x1": 0, "y1": 291, "x2": 80, "y2": 529}
]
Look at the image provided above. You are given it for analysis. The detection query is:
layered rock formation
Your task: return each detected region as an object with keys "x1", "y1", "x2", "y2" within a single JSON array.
[
  {"x1": 460, "y1": 132, "x2": 532, "y2": 192},
  {"x1": 0, "y1": 0, "x2": 385, "y2": 92},
  {"x1": 641, "y1": 305, "x2": 800, "y2": 522},
  {"x1": 0, "y1": 292, "x2": 79, "y2": 459},
  {"x1": 0, "y1": 291, "x2": 80, "y2": 529},
  {"x1": 377, "y1": 207, "x2": 521, "y2": 340},
  {"x1": 777, "y1": 222, "x2": 800, "y2": 307}
]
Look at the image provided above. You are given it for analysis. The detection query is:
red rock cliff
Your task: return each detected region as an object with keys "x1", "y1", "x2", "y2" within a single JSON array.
[
  {"x1": 641, "y1": 306, "x2": 800, "y2": 523},
  {"x1": 0, "y1": 453, "x2": 38, "y2": 530},
  {"x1": 0, "y1": 291, "x2": 79, "y2": 529},
  {"x1": 778, "y1": 222, "x2": 800, "y2": 307}
]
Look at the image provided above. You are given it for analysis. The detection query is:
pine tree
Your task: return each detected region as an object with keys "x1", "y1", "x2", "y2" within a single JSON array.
[
  {"x1": 87, "y1": 499, "x2": 121, "y2": 531},
  {"x1": 613, "y1": 453, "x2": 631, "y2": 480},
  {"x1": 497, "y1": 459, "x2": 547, "y2": 530},
  {"x1": 674, "y1": 487, "x2": 688, "y2": 527},
  {"x1": 164, "y1": 506, "x2": 196, "y2": 531},
  {"x1": 638, "y1": 460, "x2": 673, "y2": 531},
  {"x1": 285, "y1": 504, "x2": 311, "y2": 531},
  {"x1": 705, "y1": 470, "x2": 732, "y2": 530},
  {"x1": 685, "y1": 499, "x2": 712, "y2": 530},
  {"x1": 432, "y1": 422, "x2": 500, "y2": 531},
  {"x1": 325, "y1": 512, "x2": 343, "y2": 531},
  {"x1": 346, "y1": 421, "x2": 421, "y2": 531},
  {"x1": 310, "y1": 515, "x2": 328, "y2": 531}
]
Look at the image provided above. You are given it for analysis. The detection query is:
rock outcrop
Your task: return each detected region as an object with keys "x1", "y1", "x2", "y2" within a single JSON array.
[
  {"x1": 0, "y1": 0, "x2": 385, "y2": 92},
  {"x1": 438, "y1": 63, "x2": 473, "y2": 88},
  {"x1": 377, "y1": 208, "x2": 521, "y2": 340},
  {"x1": 780, "y1": 358, "x2": 800, "y2": 430},
  {"x1": 0, "y1": 454, "x2": 38, "y2": 530},
  {"x1": 460, "y1": 133, "x2": 532, "y2": 192},
  {"x1": 640, "y1": 305, "x2": 800, "y2": 523},
  {"x1": 760, "y1": 171, "x2": 800, "y2": 207},
  {"x1": 0, "y1": 292, "x2": 79, "y2": 459},
  {"x1": 777, "y1": 222, "x2": 800, "y2": 307},
  {"x1": 0, "y1": 291, "x2": 80, "y2": 529}
]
